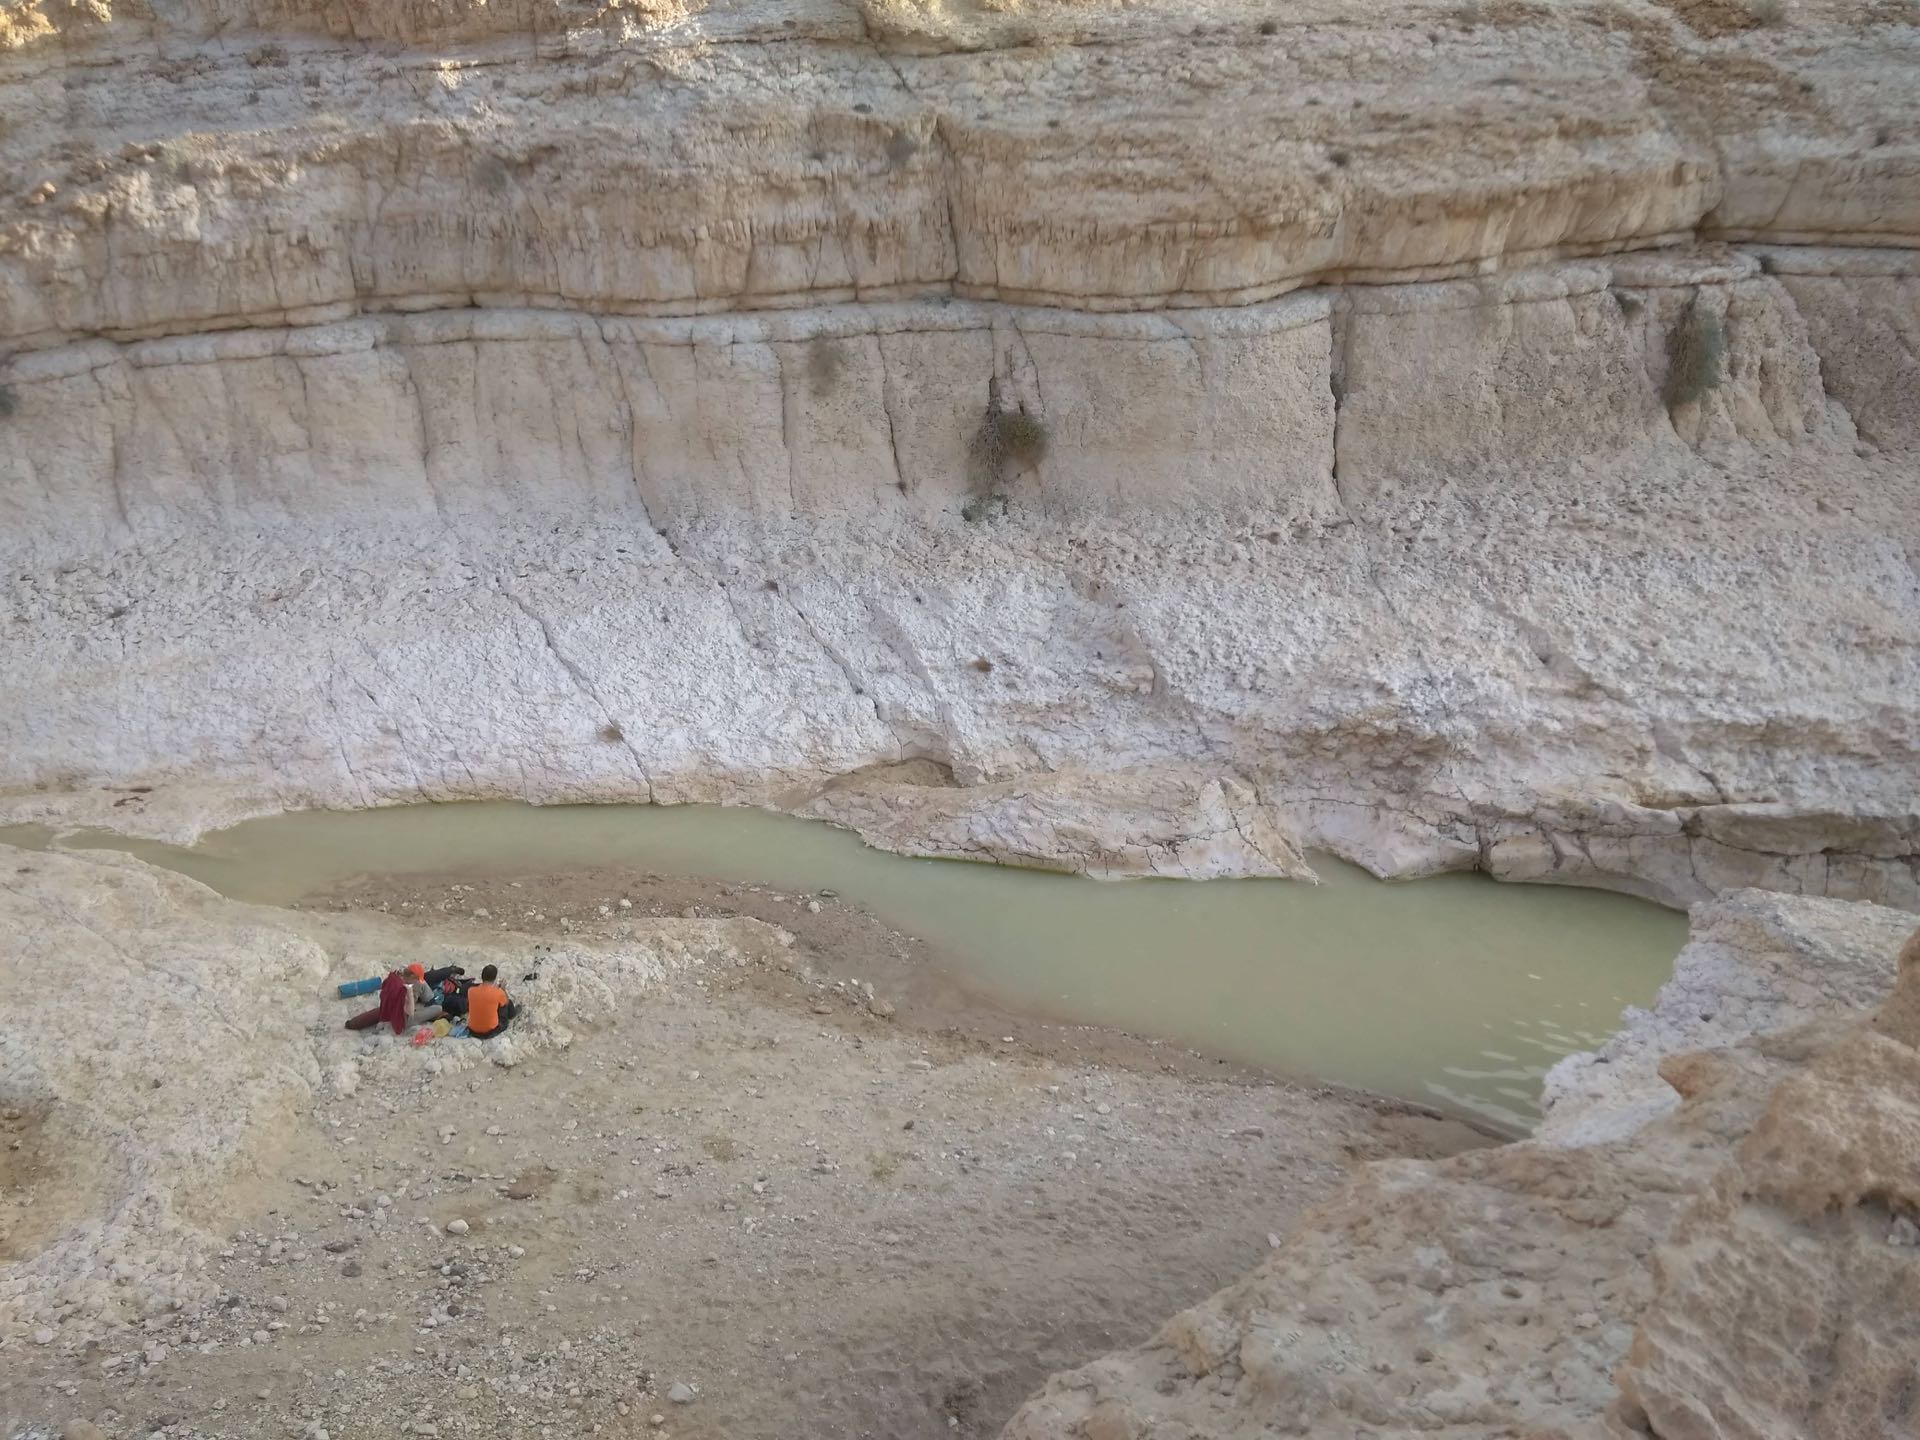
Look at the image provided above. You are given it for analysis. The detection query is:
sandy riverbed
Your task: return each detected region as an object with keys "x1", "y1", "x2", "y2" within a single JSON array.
[{"x1": 4, "y1": 858, "x2": 1482, "y2": 1440}]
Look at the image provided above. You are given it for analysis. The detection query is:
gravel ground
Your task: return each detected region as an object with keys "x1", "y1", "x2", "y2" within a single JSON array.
[{"x1": 5, "y1": 867, "x2": 1483, "y2": 1440}]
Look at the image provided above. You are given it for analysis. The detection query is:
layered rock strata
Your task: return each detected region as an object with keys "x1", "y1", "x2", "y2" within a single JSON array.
[{"x1": 1, "y1": 0, "x2": 1916, "y2": 901}]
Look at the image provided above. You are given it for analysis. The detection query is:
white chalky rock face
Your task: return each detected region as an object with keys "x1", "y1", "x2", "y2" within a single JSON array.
[{"x1": 0, "y1": 0, "x2": 1916, "y2": 905}]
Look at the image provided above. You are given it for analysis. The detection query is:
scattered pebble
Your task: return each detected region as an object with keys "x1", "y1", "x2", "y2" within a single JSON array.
[
  {"x1": 668, "y1": 1382, "x2": 696, "y2": 1404},
  {"x1": 444, "y1": 1218, "x2": 470, "y2": 1236}
]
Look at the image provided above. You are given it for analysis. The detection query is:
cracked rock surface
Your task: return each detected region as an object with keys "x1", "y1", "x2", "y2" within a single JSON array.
[
  {"x1": 1, "y1": 1, "x2": 1916, "y2": 902},
  {"x1": 1001, "y1": 895, "x2": 1920, "y2": 1440}
]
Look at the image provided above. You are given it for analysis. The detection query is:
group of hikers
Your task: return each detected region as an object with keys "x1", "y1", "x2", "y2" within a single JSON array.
[{"x1": 343, "y1": 961, "x2": 520, "y2": 1040}]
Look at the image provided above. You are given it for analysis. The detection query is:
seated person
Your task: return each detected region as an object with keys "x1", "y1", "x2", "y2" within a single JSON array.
[
  {"x1": 465, "y1": 965, "x2": 518, "y2": 1040},
  {"x1": 438, "y1": 976, "x2": 473, "y2": 1019},
  {"x1": 345, "y1": 964, "x2": 427, "y2": 1033}
]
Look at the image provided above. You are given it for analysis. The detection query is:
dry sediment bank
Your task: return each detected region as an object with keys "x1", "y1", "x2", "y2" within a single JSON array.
[
  {"x1": 4, "y1": 843, "x2": 1914, "y2": 1440},
  {"x1": 0, "y1": 844, "x2": 1482, "y2": 1440}
]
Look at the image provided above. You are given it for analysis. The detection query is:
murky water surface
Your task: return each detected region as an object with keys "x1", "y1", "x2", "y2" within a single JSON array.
[{"x1": 6, "y1": 802, "x2": 1684, "y2": 1131}]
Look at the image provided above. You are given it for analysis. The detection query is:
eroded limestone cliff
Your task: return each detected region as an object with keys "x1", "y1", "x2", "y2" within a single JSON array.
[{"x1": 1, "y1": 0, "x2": 1916, "y2": 902}]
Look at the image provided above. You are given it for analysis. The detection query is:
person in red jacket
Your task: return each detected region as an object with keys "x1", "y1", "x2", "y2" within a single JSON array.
[{"x1": 344, "y1": 964, "x2": 426, "y2": 1034}]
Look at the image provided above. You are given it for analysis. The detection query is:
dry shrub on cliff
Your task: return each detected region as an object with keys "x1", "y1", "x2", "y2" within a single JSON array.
[
  {"x1": 1663, "y1": 303, "x2": 1727, "y2": 410},
  {"x1": 992, "y1": 410, "x2": 1051, "y2": 467},
  {"x1": 964, "y1": 377, "x2": 1051, "y2": 520},
  {"x1": 0, "y1": 384, "x2": 17, "y2": 419},
  {"x1": 1747, "y1": 0, "x2": 1789, "y2": 24}
]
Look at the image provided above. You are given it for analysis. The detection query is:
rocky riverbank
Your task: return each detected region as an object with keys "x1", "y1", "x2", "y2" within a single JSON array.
[
  {"x1": 0, "y1": 843, "x2": 1482, "y2": 1439},
  {"x1": 3, "y1": 1, "x2": 1918, "y2": 1435},
  {"x1": 1003, "y1": 890, "x2": 1920, "y2": 1439},
  {"x1": 4, "y1": 843, "x2": 1913, "y2": 1439}
]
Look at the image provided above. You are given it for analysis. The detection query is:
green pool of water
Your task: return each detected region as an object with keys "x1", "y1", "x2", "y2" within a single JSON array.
[{"x1": 3, "y1": 802, "x2": 1685, "y2": 1131}]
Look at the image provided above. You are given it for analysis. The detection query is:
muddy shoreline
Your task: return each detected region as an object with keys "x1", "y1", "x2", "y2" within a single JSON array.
[
  {"x1": 298, "y1": 861, "x2": 1504, "y2": 1133},
  {"x1": 3, "y1": 846, "x2": 1488, "y2": 1440}
]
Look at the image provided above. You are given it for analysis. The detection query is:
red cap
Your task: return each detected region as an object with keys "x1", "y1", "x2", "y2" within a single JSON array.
[{"x1": 408, "y1": 963, "x2": 426, "y2": 981}]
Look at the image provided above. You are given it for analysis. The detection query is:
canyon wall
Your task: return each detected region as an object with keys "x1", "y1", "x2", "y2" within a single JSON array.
[{"x1": 1, "y1": 0, "x2": 1916, "y2": 905}]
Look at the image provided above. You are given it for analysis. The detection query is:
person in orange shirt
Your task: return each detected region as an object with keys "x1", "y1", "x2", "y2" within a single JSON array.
[{"x1": 465, "y1": 964, "x2": 518, "y2": 1039}]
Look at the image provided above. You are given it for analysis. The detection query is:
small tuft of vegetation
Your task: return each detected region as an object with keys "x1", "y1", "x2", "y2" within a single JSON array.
[
  {"x1": 971, "y1": 657, "x2": 994, "y2": 673},
  {"x1": 1258, "y1": 17, "x2": 1280, "y2": 34},
  {"x1": 960, "y1": 494, "x2": 1008, "y2": 525},
  {"x1": 965, "y1": 375, "x2": 1051, "y2": 518},
  {"x1": 0, "y1": 384, "x2": 16, "y2": 420},
  {"x1": 885, "y1": 128, "x2": 920, "y2": 167},
  {"x1": 1662, "y1": 302, "x2": 1728, "y2": 410},
  {"x1": 1747, "y1": 0, "x2": 1788, "y2": 24},
  {"x1": 246, "y1": 42, "x2": 289, "y2": 67},
  {"x1": 992, "y1": 409, "x2": 1051, "y2": 466},
  {"x1": 598, "y1": 721, "x2": 625, "y2": 743}
]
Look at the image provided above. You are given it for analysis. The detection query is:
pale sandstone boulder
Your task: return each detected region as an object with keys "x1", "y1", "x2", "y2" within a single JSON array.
[
  {"x1": 1001, "y1": 898, "x2": 1920, "y2": 1440},
  {"x1": 1539, "y1": 889, "x2": 1918, "y2": 1145},
  {"x1": 1606, "y1": 963, "x2": 1920, "y2": 1439}
]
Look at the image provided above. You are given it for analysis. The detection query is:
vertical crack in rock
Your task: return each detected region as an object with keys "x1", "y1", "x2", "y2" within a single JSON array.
[
  {"x1": 773, "y1": 343, "x2": 801, "y2": 518},
  {"x1": 1327, "y1": 293, "x2": 1356, "y2": 516},
  {"x1": 86, "y1": 367, "x2": 135, "y2": 543},
  {"x1": 764, "y1": 581, "x2": 906, "y2": 759},
  {"x1": 496, "y1": 581, "x2": 656, "y2": 802},
  {"x1": 283, "y1": 352, "x2": 318, "y2": 466},
  {"x1": 395, "y1": 342, "x2": 453, "y2": 532},
  {"x1": 585, "y1": 317, "x2": 670, "y2": 539},
  {"x1": 864, "y1": 605, "x2": 962, "y2": 771},
  {"x1": 319, "y1": 675, "x2": 377, "y2": 807},
  {"x1": 1004, "y1": 316, "x2": 1048, "y2": 413},
  {"x1": 875, "y1": 335, "x2": 909, "y2": 493}
]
